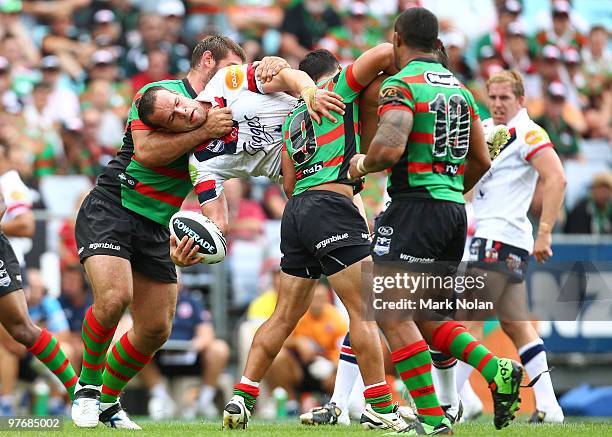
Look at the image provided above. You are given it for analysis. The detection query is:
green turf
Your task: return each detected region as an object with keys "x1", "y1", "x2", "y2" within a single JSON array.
[{"x1": 6, "y1": 418, "x2": 612, "y2": 437}]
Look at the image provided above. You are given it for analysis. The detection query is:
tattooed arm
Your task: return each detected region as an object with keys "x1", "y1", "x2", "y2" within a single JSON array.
[{"x1": 349, "y1": 108, "x2": 412, "y2": 178}]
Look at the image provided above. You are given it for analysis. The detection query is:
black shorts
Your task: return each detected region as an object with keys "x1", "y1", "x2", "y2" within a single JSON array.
[
  {"x1": 468, "y1": 237, "x2": 529, "y2": 283},
  {"x1": 280, "y1": 190, "x2": 371, "y2": 279},
  {"x1": 0, "y1": 233, "x2": 23, "y2": 296},
  {"x1": 372, "y1": 196, "x2": 467, "y2": 264},
  {"x1": 75, "y1": 189, "x2": 177, "y2": 284}
]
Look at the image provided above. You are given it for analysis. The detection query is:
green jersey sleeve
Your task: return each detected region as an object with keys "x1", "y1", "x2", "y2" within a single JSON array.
[
  {"x1": 378, "y1": 75, "x2": 414, "y2": 115},
  {"x1": 320, "y1": 64, "x2": 366, "y2": 104},
  {"x1": 462, "y1": 87, "x2": 480, "y2": 125}
]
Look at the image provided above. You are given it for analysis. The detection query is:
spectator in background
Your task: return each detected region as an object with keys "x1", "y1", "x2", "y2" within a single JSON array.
[
  {"x1": 440, "y1": 30, "x2": 473, "y2": 85},
  {"x1": 504, "y1": 21, "x2": 536, "y2": 76},
  {"x1": 474, "y1": 0, "x2": 521, "y2": 61},
  {"x1": 130, "y1": 48, "x2": 174, "y2": 93},
  {"x1": 262, "y1": 184, "x2": 286, "y2": 221},
  {"x1": 319, "y1": 2, "x2": 385, "y2": 64},
  {"x1": 581, "y1": 25, "x2": 611, "y2": 95},
  {"x1": 0, "y1": 56, "x2": 22, "y2": 114},
  {"x1": 82, "y1": 78, "x2": 125, "y2": 147},
  {"x1": 40, "y1": 56, "x2": 83, "y2": 132},
  {"x1": 535, "y1": 81, "x2": 581, "y2": 161},
  {"x1": 280, "y1": 0, "x2": 341, "y2": 65},
  {"x1": 139, "y1": 287, "x2": 230, "y2": 420},
  {"x1": 90, "y1": 9, "x2": 124, "y2": 60},
  {"x1": 265, "y1": 282, "x2": 346, "y2": 414},
  {"x1": 534, "y1": 0, "x2": 587, "y2": 52},
  {"x1": 563, "y1": 47, "x2": 587, "y2": 101},
  {"x1": 184, "y1": 0, "x2": 238, "y2": 43},
  {"x1": 0, "y1": 1, "x2": 40, "y2": 68},
  {"x1": 0, "y1": 33, "x2": 39, "y2": 99},
  {"x1": 82, "y1": 49, "x2": 131, "y2": 119},
  {"x1": 158, "y1": 0, "x2": 191, "y2": 72},
  {"x1": 565, "y1": 172, "x2": 612, "y2": 234}
]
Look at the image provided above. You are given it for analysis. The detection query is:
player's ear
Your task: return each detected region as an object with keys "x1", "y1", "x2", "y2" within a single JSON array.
[
  {"x1": 393, "y1": 32, "x2": 401, "y2": 48},
  {"x1": 201, "y1": 51, "x2": 215, "y2": 69},
  {"x1": 518, "y1": 95, "x2": 526, "y2": 107}
]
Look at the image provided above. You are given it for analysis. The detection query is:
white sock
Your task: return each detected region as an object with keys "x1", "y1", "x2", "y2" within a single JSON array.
[
  {"x1": 150, "y1": 382, "x2": 170, "y2": 399},
  {"x1": 330, "y1": 334, "x2": 360, "y2": 412},
  {"x1": 199, "y1": 384, "x2": 216, "y2": 406},
  {"x1": 455, "y1": 360, "x2": 475, "y2": 392},
  {"x1": 459, "y1": 380, "x2": 483, "y2": 413},
  {"x1": 239, "y1": 375, "x2": 260, "y2": 388},
  {"x1": 430, "y1": 350, "x2": 459, "y2": 408},
  {"x1": 347, "y1": 375, "x2": 365, "y2": 417},
  {"x1": 518, "y1": 338, "x2": 561, "y2": 413}
]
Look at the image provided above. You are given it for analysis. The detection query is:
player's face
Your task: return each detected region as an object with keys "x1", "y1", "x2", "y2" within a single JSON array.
[
  {"x1": 149, "y1": 90, "x2": 207, "y2": 132},
  {"x1": 487, "y1": 81, "x2": 522, "y2": 125}
]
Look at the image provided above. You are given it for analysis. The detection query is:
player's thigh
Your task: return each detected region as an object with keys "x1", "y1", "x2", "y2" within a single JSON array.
[
  {"x1": 498, "y1": 281, "x2": 531, "y2": 323},
  {"x1": 270, "y1": 272, "x2": 317, "y2": 328},
  {"x1": 325, "y1": 251, "x2": 371, "y2": 317},
  {"x1": 84, "y1": 255, "x2": 133, "y2": 303},
  {"x1": 130, "y1": 269, "x2": 178, "y2": 335}
]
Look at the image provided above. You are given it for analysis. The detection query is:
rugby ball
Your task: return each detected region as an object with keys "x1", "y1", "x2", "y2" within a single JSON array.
[{"x1": 169, "y1": 210, "x2": 227, "y2": 264}]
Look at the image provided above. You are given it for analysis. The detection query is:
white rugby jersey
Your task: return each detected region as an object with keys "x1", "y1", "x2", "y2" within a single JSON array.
[
  {"x1": 0, "y1": 169, "x2": 33, "y2": 265},
  {"x1": 472, "y1": 109, "x2": 553, "y2": 252},
  {"x1": 189, "y1": 64, "x2": 297, "y2": 204}
]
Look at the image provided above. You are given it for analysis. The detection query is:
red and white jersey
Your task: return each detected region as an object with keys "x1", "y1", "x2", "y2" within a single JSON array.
[
  {"x1": 189, "y1": 64, "x2": 296, "y2": 205},
  {"x1": 0, "y1": 170, "x2": 33, "y2": 265},
  {"x1": 472, "y1": 109, "x2": 553, "y2": 252}
]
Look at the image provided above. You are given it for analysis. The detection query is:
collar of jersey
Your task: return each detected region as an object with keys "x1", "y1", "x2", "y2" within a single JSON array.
[
  {"x1": 409, "y1": 57, "x2": 439, "y2": 65},
  {"x1": 182, "y1": 78, "x2": 198, "y2": 98}
]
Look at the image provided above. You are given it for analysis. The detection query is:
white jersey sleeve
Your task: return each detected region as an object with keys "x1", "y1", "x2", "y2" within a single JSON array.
[
  {"x1": 0, "y1": 170, "x2": 32, "y2": 220},
  {"x1": 518, "y1": 124, "x2": 553, "y2": 162},
  {"x1": 196, "y1": 64, "x2": 264, "y2": 106}
]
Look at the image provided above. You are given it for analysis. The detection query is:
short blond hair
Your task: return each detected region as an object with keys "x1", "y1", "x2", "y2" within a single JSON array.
[{"x1": 486, "y1": 70, "x2": 525, "y2": 98}]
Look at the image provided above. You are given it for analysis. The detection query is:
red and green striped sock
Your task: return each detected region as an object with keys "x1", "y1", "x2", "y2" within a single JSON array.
[
  {"x1": 234, "y1": 382, "x2": 260, "y2": 412},
  {"x1": 364, "y1": 382, "x2": 394, "y2": 414},
  {"x1": 28, "y1": 328, "x2": 78, "y2": 400},
  {"x1": 391, "y1": 339, "x2": 445, "y2": 427},
  {"x1": 100, "y1": 333, "x2": 152, "y2": 404},
  {"x1": 80, "y1": 307, "x2": 117, "y2": 386},
  {"x1": 431, "y1": 321, "x2": 499, "y2": 383}
]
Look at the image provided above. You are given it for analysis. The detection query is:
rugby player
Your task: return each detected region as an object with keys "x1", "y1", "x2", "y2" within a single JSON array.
[
  {"x1": 0, "y1": 166, "x2": 77, "y2": 404},
  {"x1": 348, "y1": 7, "x2": 524, "y2": 432},
  {"x1": 452, "y1": 70, "x2": 566, "y2": 423},
  {"x1": 222, "y1": 44, "x2": 419, "y2": 432},
  {"x1": 71, "y1": 36, "x2": 261, "y2": 429},
  {"x1": 135, "y1": 61, "x2": 347, "y2": 258}
]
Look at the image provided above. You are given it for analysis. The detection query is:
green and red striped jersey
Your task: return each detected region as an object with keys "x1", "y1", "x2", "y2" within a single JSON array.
[
  {"x1": 96, "y1": 79, "x2": 196, "y2": 226},
  {"x1": 282, "y1": 64, "x2": 364, "y2": 196},
  {"x1": 378, "y1": 59, "x2": 480, "y2": 204}
]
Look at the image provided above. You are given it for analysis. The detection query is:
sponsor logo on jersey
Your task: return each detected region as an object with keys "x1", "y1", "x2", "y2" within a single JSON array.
[
  {"x1": 399, "y1": 253, "x2": 435, "y2": 263},
  {"x1": 378, "y1": 226, "x2": 394, "y2": 237},
  {"x1": 506, "y1": 253, "x2": 524, "y2": 274},
  {"x1": 78, "y1": 247, "x2": 84, "y2": 255},
  {"x1": 524, "y1": 129, "x2": 548, "y2": 146},
  {"x1": 300, "y1": 161, "x2": 323, "y2": 179},
  {"x1": 373, "y1": 236, "x2": 391, "y2": 256},
  {"x1": 315, "y1": 233, "x2": 349, "y2": 250},
  {"x1": 0, "y1": 260, "x2": 11, "y2": 287},
  {"x1": 424, "y1": 71, "x2": 461, "y2": 88},
  {"x1": 225, "y1": 65, "x2": 244, "y2": 90},
  {"x1": 173, "y1": 219, "x2": 216, "y2": 254},
  {"x1": 89, "y1": 242, "x2": 121, "y2": 251},
  {"x1": 379, "y1": 86, "x2": 404, "y2": 106},
  {"x1": 362, "y1": 233, "x2": 371, "y2": 240},
  {"x1": 432, "y1": 161, "x2": 462, "y2": 176}
]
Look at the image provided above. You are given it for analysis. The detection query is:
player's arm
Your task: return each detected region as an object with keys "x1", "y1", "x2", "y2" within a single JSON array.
[
  {"x1": 281, "y1": 149, "x2": 296, "y2": 198},
  {"x1": 1, "y1": 210, "x2": 35, "y2": 238},
  {"x1": 463, "y1": 118, "x2": 491, "y2": 193},
  {"x1": 132, "y1": 107, "x2": 233, "y2": 167},
  {"x1": 0, "y1": 192, "x2": 5, "y2": 220},
  {"x1": 531, "y1": 148, "x2": 567, "y2": 263},
  {"x1": 260, "y1": 68, "x2": 345, "y2": 124},
  {"x1": 351, "y1": 43, "x2": 396, "y2": 87}
]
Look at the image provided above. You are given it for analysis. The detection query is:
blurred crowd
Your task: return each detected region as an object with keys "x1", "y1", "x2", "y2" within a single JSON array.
[{"x1": 0, "y1": 0, "x2": 610, "y2": 418}]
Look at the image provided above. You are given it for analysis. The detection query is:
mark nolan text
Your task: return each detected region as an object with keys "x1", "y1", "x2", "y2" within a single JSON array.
[{"x1": 373, "y1": 298, "x2": 493, "y2": 311}]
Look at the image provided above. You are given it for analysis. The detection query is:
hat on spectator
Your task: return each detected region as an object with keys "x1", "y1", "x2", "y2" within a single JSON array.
[
  {"x1": 94, "y1": 9, "x2": 115, "y2": 24},
  {"x1": 441, "y1": 30, "x2": 465, "y2": 49},
  {"x1": 348, "y1": 2, "x2": 369, "y2": 17},
  {"x1": 563, "y1": 47, "x2": 581, "y2": 65},
  {"x1": 552, "y1": 0, "x2": 570, "y2": 17},
  {"x1": 502, "y1": 0, "x2": 522, "y2": 15},
  {"x1": 507, "y1": 21, "x2": 527, "y2": 37},
  {"x1": 479, "y1": 45, "x2": 499, "y2": 61},
  {"x1": 91, "y1": 49, "x2": 116, "y2": 66},
  {"x1": 0, "y1": 56, "x2": 9, "y2": 72},
  {"x1": 158, "y1": 0, "x2": 185, "y2": 17},
  {"x1": 592, "y1": 171, "x2": 612, "y2": 189},
  {"x1": 40, "y1": 56, "x2": 61, "y2": 70},
  {"x1": 0, "y1": 0, "x2": 22, "y2": 14},
  {"x1": 547, "y1": 81, "x2": 566, "y2": 99},
  {"x1": 542, "y1": 44, "x2": 562, "y2": 61}
]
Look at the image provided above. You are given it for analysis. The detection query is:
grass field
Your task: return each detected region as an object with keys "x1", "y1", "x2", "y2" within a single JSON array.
[{"x1": 6, "y1": 417, "x2": 612, "y2": 437}]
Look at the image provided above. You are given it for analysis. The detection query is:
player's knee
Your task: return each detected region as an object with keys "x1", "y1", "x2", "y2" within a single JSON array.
[
  {"x1": 499, "y1": 320, "x2": 529, "y2": 341},
  {"x1": 95, "y1": 290, "x2": 132, "y2": 321},
  {"x1": 7, "y1": 318, "x2": 39, "y2": 347},
  {"x1": 140, "y1": 321, "x2": 173, "y2": 347}
]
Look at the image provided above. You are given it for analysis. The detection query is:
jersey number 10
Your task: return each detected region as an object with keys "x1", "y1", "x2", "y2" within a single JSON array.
[{"x1": 428, "y1": 93, "x2": 470, "y2": 160}]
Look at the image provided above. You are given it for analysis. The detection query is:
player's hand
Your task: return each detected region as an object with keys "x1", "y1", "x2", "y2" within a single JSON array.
[
  {"x1": 348, "y1": 153, "x2": 366, "y2": 180},
  {"x1": 255, "y1": 56, "x2": 290, "y2": 83},
  {"x1": 302, "y1": 87, "x2": 345, "y2": 124},
  {"x1": 170, "y1": 235, "x2": 204, "y2": 267},
  {"x1": 533, "y1": 231, "x2": 553, "y2": 263},
  {"x1": 201, "y1": 107, "x2": 233, "y2": 139}
]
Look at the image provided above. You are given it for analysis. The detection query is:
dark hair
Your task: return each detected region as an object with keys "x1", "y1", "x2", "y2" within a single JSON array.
[
  {"x1": 136, "y1": 86, "x2": 168, "y2": 129},
  {"x1": 190, "y1": 35, "x2": 246, "y2": 69},
  {"x1": 298, "y1": 49, "x2": 339, "y2": 82},
  {"x1": 395, "y1": 7, "x2": 439, "y2": 52},
  {"x1": 434, "y1": 40, "x2": 449, "y2": 68}
]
